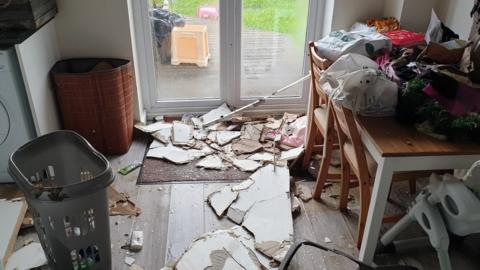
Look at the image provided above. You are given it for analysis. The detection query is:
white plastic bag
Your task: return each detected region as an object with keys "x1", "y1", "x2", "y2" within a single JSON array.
[
  {"x1": 319, "y1": 53, "x2": 379, "y2": 97},
  {"x1": 330, "y1": 68, "x2": 398, "y2": 116},
  {"x1": 315, "y1": 30, "x2": 392, "y2": 61}
]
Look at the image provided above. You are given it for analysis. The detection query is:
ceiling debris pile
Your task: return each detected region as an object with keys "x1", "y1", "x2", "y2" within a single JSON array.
[
  {"x1": 136, "y1": 104, "x2": 308, "y2": 173},
  {"x1": 165, "y1": 164, "x2": 294, "y2": 269}
]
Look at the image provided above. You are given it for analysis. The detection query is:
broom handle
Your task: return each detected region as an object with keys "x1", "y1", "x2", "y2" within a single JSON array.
[{"x1": 203, "y1": 73, "x2": 312, "y2": 127}]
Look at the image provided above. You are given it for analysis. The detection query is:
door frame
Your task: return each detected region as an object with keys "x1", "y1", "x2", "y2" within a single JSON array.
[{"x1": 130, "y1": 0, "x2": 325, "y2": 117}]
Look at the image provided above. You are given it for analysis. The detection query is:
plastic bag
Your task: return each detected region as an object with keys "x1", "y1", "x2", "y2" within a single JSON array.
[
  {"x1": 315, "y1": 30, "x2": 392, "y2": 61},
  {"x1": 319, "y1": 53, "x2": 379, "y2": 97},
  {"x1": 330, "y1": 68, "x2": 398, "y2": 116}
]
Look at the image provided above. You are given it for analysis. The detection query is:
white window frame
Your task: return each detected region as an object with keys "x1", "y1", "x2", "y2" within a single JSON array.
[{"x1": 131, "y1": 0, "x2": 325, "y2": 117}]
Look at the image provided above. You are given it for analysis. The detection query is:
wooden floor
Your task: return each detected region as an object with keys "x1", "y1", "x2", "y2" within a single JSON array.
[{"x1": 10, "y1": 136, "x2": 480, "y2": 269}]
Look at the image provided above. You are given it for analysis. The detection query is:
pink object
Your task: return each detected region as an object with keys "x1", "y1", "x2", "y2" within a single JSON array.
[
  {"x1": 264, "y1": 116, "x2": 308, "y2": 148},
  {"x1": 423, "y1": 84, "x2": 480, "y2": 117},
  {"x1": 197, "y1": 6, "x2": 219, "y2": 20}
]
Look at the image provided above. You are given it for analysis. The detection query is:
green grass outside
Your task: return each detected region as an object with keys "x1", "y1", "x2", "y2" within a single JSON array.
[{"x1": 153, "y1": 0, "x2": 309, "y2": 46}]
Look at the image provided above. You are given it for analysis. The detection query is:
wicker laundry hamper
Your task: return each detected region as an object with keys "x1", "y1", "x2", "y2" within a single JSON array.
[{"x1": 51, "y1": 59, "x2": 134, "y2": 155}]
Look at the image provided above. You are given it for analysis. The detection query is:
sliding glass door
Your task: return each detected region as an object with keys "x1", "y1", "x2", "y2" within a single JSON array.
[{"x1": 136, "y1": 0, "x2": 322, "y2": 115}]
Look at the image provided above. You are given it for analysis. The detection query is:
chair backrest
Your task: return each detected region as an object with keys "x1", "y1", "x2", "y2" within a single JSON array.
[
  {"x1": 331, "y1": 101, "x2": 371, "y2": 178},
  {"x1": 308, "y1": 41, "x2": 331, "y2": 105}
]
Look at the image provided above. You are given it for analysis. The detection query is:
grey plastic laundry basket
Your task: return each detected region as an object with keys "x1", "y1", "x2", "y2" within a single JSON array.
[{"x1": 8, "y1": 131, "x2": 114, "y2": 270}]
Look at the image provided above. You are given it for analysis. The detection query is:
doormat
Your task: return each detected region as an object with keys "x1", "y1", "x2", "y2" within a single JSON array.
[{"x1": 137, "y1": 158, "x2": 252, "y2": 184}]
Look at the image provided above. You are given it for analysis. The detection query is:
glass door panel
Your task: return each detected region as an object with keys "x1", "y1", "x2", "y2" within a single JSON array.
[
  {"x1": 149, "y1": 0, "x2": 221, "y2": 101},
  {"x1": 240, "y1": 0, "x2": 309, "y2": 98}
]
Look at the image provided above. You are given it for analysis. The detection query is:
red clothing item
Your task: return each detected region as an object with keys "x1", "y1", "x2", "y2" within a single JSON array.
[{"x1": 423, "y1": 84, "x2": 480, "y2": 116}]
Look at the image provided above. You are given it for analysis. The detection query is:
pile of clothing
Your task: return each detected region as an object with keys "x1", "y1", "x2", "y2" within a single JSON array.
[{"x1": 314, "y1": 4, "x2": 480, "y2": 143}]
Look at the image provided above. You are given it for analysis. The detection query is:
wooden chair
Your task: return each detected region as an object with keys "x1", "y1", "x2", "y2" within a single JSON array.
[
  {"x1": 329, "y1": 103, "x2": 439, "y2": 248},
  {"x1": 301, "y1": 42, "x2": 343, "y2": 198}
]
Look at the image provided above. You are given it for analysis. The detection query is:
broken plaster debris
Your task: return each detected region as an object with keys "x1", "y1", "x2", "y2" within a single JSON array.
[
  {"x1": 231, "y1": 179, "x2": 254, "y2": 192},
  {"x1": 227, "y1": 164, "x2": 290, "y2": 224},
  {"x1": 232, "y1": 139, "x2": 263, "y2": 155},
  {"x1": 1, "y1": 199, "x2": 28, "y2": 267},
  {"x1": 151, "y1": 123, "x2": 173, "y2": 144},
  {"x1": 201, "y1": 103, "x2": 232, "y2": 125},
  {"x1": 108, "y1": 186, "x2": 141, "y2": 216},
  {"x1": 232, "y1": 159, "x2": 262, "y2": 172},
  {"x1": 193, "y1": 129, "x2": 208, "y2": 140},
  {"x1": 247, "y1": 152, "x2": 274, "y2": 162},
  {"x1": 216, "y1": 131, "x2": 241, "y2": 146},
  {"x1": 196, "y1": 155, "x2": 230, "y2": 171},
  {"x1": 240, "y1": 124, "x2": 264, "y2": 141},
  {"x1": 242, "y1": 193, "x2": 293, "y2": 263},
  {"x1": 124, "y1": 256, "x2": 136, "y2": 266},
  {"x1": 129, "y1": 264, "x2": 144, "y2": 270},
  {"x1": 130, "y1": 231, "x2": 144, "y2": 251},
  {"x1": 146, "y1": 144, "x2": 211, "y2": 164},
  {"x1": 172, "y1": 122, "x2": 194, "y2": 146},
  {"x1": 149, "y1": 140, "x2": 164, "y2": 149},
  {"x1": 5, "y1": 242, "x2": 47, "y2": 270},
  {"x1": 279, "y1": 146, "x2": 304, "y2": 161},
  {"x1": 174, "y1": 227, "x2": 271, "y2": 270},
  {"x1": 294, "y1": 183, "x2": 313, "y2": 202},
  {"x1": 207, "y1": 185, "x2": 239, "y2": 217},
  {"x1": 135, "y1": 122, "x2": 171, "y2": 133},
  {"x1": 291, "y1": 196, "x2": 301, "y2": 216}
]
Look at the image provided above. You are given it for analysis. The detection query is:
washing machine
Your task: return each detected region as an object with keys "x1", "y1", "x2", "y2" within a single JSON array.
[{"x1": 0, "y1": 47, "x2": 36, "y2": 182}]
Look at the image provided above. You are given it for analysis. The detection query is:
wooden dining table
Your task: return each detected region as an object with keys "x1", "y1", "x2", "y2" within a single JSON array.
[{"x1": 356, "y1": 116, "x2": 480, "y2": 264}]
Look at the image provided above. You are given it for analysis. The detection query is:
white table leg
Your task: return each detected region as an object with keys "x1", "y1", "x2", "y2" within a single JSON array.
[{"x1": 359, "y1": 158, "x2": 394, "y2": 264}]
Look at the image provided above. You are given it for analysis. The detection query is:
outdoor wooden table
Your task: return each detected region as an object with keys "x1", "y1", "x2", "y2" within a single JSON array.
[{"x1": 356, "y1": 116, "x2": 480, "y2": 264}]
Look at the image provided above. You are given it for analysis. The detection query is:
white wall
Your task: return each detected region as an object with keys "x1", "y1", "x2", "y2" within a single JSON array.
[
  {"x1": 436, "y1": 0, "x2": 474, "y2": 39},
  {"x1": 54, "y1": 0, "x2": 145, "y2": 121},
  {"x1": 328, "y1": 0, "x2": 385, "y2": 32}
]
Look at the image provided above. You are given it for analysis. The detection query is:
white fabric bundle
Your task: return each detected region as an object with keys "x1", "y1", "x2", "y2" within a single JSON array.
[
  {"x1": 319, "y1": 53, "x2": 398, "y2": 116},
  {"x1": 315, "y1": 30, "x2": 392, "y2": 61}
]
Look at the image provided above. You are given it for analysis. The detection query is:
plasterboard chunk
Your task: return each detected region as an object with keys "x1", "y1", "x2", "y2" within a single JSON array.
[
  {"x1": 216, "y1": 131, "x2": 241, "y2": 146},
  {"x1": 197, "y1": 155, "x2": 230, "y2": 171},
  {"x1": 232, "y1": 139, "x2": 263, "y2": 155},
  {"x1": 227, "y1": 165, "x2": 290, "y2": 224},
  {"x1": 231, "y1": 179, "x2": 255, "y2": 192},
  {"x1": 193, "y1": 129, "x2": 209, "y2": 140},
  {"x1": 135, "y1": 122, "x2": 172, "y2": 133},
  {"x1": 240, "y1": 124, "x2": 264, "y2": 141},
  {"x1": 147, "y1": 145, "x2": 204, "y2": 164},
  {"x1": 279, "y1": 147, "x2": 304, "y2": 161},
  {"x1": 0, "y1": 199, "x2": 28, "y2": 267},
  {"x1": 152, "y1": 124, "x2": 173, "y2": 144},
  {"x1": 175, "y1": 228, "x2": 266, "y2": 270},
  {"x1": 291, "y1": 196, "x2": 301, "y2": 216},
  {"x1": 124, "y1": 256, "x2": 135, "y2": 266},
  {"x1": 201, "y1": 103, "x2": 232, "y2": 124},
  {"x1": 209, "y1": 143, "x2": 223, "y2": 152},
  {"x1": 242, "y1": 193, "x2": 293, "y2": 262},
  {"x1": 5, "y1": 242, "x2": 47, "y2": 270},
  {"x1": 282, "y1": 112, "x2": 299, "y2": 123},
  {"x1": 264, "y1": 118, "x2": 282, "y2": 129},
  {"x1": 207, "y1": 249, "x2": 244, "y2": 270},
  {"x1": 247, "y1": 152, "x2": 274, "y2": 162},
  {"x1": 208, "y1": 185, "x2": 239, "y2": 217},
  {"x1": 232, "y1": 159, "x2": 261, "y2": 172},
  {"x1": 294, "y1": 183, "x2": 312, "y2": 202},
  {"x1": 191, "y1": 117, "x2": 204, "y2": 129},
  {"x1": 149, "y1": 140, "x2": 165, "y2": 149},
  {"x1": 172, "y1": 122, "x2": 194, "y2": 145}
]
